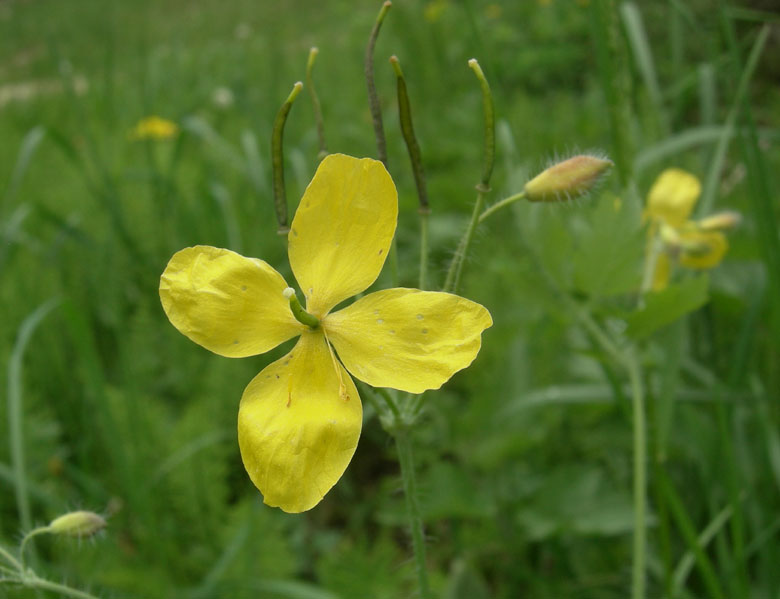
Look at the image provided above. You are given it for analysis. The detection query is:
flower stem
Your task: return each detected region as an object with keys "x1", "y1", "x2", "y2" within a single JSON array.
[
  {"x1": 419, "y1": 210, "x2": 429, "y2": 290},
  {"x1": 478, "y1": 191, "x2": 526, "y2": 223},
  {"x1": 394, "y1": 429, "x2": 431, "y2": 599},
  {"x1": 305, "y1": 47, "x2": 328, "y2": 161},
  {"x1": 19, "y1": 527, "x2": 50, "y2": 568},
  {"x1": 443, "y1": 58, "x2": 494, "y2": 294},
  {"x1": 444, "y1": 185, "x2": 487, "y2": 294},
  {"x1": 0, "y1": 545, "x2": 21, "y2": 571},
  {"x1": 23, "y1": 576, "x2": 102, "y2": 599},
  {"x1": 627, "y1": 353, "x2": 647, "y2": 599}
]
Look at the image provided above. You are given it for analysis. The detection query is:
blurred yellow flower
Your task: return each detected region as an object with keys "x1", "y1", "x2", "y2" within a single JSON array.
[
  {"x1": 644, "y1": 168, "x2": 735, "y2": 290},
  {"x1": 485, "y1": 3, "x2": 502, "y2": 19},
  {"x1": 424, "y1": 0, "x2": 449, "y2": 23},
  {"x1": 159, "y1": 154, "x2": 492, "y2": 513},
  {"x1": 130, "y1": 116, "x2": 178, "y2": 140}
]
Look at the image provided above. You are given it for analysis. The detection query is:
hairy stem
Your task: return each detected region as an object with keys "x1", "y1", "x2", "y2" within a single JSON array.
[{"x1": 394, "y1": 429, "x2": 431, "y2": 599}]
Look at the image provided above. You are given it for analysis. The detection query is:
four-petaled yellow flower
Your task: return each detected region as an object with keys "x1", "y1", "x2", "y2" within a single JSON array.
[
  {"x1": 159, "y1": 154, "x2": 492, "y2": 513},
  {"x1": 645, "y1": 168, "x2": 734, "y2": 291},
  {"x1": 131, "y1": 116, "x2": 179, "y2": 141}
]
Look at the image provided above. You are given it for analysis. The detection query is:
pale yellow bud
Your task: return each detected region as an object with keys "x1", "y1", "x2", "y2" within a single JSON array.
[
  {"x1": 49, "y1": 510, "x2": 106, "y2": 538},
  {"x1": 524, "y1": 155, "x2": 613, "y2": 202},
  {"x1": 697, "y1": 210, "x2": 741, "y2": 232}
]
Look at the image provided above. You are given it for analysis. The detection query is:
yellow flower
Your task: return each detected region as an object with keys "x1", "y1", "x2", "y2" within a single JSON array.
[
  {"x1": 159, "y1": 154, "x2": 492, "y2": 513},
  {"x1": 131, "y1": 116, "x2": 179, "y2": 141},
  {"x1": 424, "y1": 0, "x2": 449, "y2": 23},
  {"x1": 645, "y1": 168, "x2": 732, "y2": 291}
]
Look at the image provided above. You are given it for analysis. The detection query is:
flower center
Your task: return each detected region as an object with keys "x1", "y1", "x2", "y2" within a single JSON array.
[{"x1": 283, "y1": 287, "x2": 319, "y2": 329}]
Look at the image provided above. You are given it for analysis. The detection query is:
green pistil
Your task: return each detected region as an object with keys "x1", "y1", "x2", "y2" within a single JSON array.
[{"x1": 284, "y1": 288, "x2": 319, "y2": 329}]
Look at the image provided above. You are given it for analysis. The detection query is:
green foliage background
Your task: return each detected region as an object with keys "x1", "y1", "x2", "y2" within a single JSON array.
[{"x1": 1, "y1": 0, "x2": 778, "y2": 597}]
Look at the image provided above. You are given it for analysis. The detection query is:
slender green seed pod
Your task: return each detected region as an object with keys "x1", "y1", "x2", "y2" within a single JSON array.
[
  {"x1": 390, "y1": 55, "x2": 428, "y2": 213},
  {"x1": 271, "y1": 81, "x2": 303, "y2": 235},
  {"x1": 468, "y1": 58, "x2": 495, "y2": 189},
  {"x1": 365, "y1": 1, "x2": 392, "y2": 167}
]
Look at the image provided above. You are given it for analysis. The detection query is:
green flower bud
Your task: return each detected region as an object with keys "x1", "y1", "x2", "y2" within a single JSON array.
[
  {"x1": 524, "y1": 154, "x2": 613, "y2": 202},
  {"x1": 48, "y1": 511, "x2": 106, "y2": 538}
]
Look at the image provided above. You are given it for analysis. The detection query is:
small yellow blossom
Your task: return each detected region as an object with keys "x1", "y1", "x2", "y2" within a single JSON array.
[
  {"x1": 424, "y1": 0, "x2": 449, "y2": 23},
  {"x1": 131, "y1": 116, "x2": 179, "y2": 141},
  {"x1": 645, "y1": 168, "x2": 734, "y2": 290},
  {"x1": 485, "y1": 3, "x2": 502, "y2": 19},
  {"x1": 160, "y1": 154, "x2": 492, "y2": 513}
]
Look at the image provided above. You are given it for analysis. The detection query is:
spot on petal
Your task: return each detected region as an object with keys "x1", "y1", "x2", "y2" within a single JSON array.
[
  {"x1": 376, "y1": 318, "x2": 384, "y2": 324},
  {"x1": 416, "y1": 314, "x2": 424, "y2": 320}
]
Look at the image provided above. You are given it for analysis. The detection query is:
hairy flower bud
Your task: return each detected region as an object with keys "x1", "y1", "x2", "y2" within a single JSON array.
[
  {"x1": 48, "y1": 510, "x2": 106, "y2": 538},
  {"x1": 524, "y1": 154, "x2": 613, "y2": 202}
]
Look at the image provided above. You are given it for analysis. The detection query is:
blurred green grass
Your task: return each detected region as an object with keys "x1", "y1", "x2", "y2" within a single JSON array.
[{"x1": 1, "y1": 0, "x2": 779, "y2": 597}]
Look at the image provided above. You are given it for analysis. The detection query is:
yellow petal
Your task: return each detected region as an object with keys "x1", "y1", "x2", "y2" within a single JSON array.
[
  {"x1": 287, "y1": 154, "x2": 397, "y2": 317},
  {"x1": 324, "y1": 288, "x2": 492, "y2": 394},
  {"x1": 646, "y1": 168, "x2": 701, "y2": 227},
  {"x1": 160, "y1": 245, "x2": 302, "y2": 357},
  {"x1": 679, "y1": 230, "x2": 728, "y2": 269},
  {"x1": 237, "y1": 331, "x2": 362, "y2": 513}
]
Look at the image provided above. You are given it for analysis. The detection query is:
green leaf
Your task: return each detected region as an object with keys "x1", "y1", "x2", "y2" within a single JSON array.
[
  {"x1": 573, "y1": 191, "x2": 644, "y2": 298},
  {"x1": 626, "y1": 275, "x2": 709, "y2": 339}
]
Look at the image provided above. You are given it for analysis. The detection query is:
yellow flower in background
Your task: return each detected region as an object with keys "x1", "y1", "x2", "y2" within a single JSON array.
[
  {"x1": 131, "y1": 116, "x2": 179, "y2": 140},
  {"x1": 645, "y1": 168, "x2": 735, "y2": 291},
  {"x1": 159, "y1": 154, "x2": 492, "y2": 513},
  {"x1": 424, "y1": 0, "x2": 449, "y2": 23}
]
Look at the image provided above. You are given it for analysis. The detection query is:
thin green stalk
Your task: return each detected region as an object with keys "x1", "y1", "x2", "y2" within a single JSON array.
[
  {"x1": 375, "y1": 387, "x2": 402, "y2": 422},
  {"x1": 271, "y1": 81, "x2": 303, "y2": 235},
  {"x1": 21, "y1": 576, "x2": 102, "y2": 599},
  {"x1": 0, "y1": 545, "x2": 21, "y2": 571},
  {"x1": 419, "y1": 211, "x2": 429, "y2": 290},
  {"x1": 445, "y1": 188, "x2": 487, "y2": 294},
  {"x1": 19, "y1": 527, "x2": 50, "y2": 568},
  {"x1": 443, "y1": 59, "x2": 494, "y2": 294},
  {"x1": 8, "y1": 300, "x2": 60, "y2": 534},
  {"x1": 524, "y1": 241, "x2": 648, "y2": 597},
  {"x1": 627, "y1": 354, "x2": 647, "y2": 599},
  {"x1": 591, "y1": 0, "x2": 634, "y2": 186},
  {"x1": 305, "y1": 47, "x2": 328, "y2": 160},
  {"x1": 640, "y1": 234, "x2": 664, "y2": 295},
  {"x1": 672, "y1": 502, "x2": 735, "y2": 595},
  {"x1": 394, "y1": 429, "x2": 431, "y2": 599},
  {"x1": 478, "y1": 191, "x2": 525, "y2": 223},
  {"x1": 698, "y1": 23, "x2": 768, "y2": 215},
  {"x1": 657, "y1": 470, "x2": 725, "y2": 599}
]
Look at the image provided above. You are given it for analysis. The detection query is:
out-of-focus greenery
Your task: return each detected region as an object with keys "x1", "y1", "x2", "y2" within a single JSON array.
[{"x1": 1, "y1": 0, "x2": 778, "y2": 597}]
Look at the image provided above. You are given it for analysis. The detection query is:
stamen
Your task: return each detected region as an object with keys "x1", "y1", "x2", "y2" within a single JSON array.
[{"x1": 323, "y1": 330, "x2": 350, "y2": 401}]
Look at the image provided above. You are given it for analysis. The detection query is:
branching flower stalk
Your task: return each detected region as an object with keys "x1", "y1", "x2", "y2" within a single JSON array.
[
  {"x1": 2, "y1": 510, "x2": 106, "y2": 598},
  {"x1": 444, "y1": 58, "x2": 495, "y2": 294}
]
